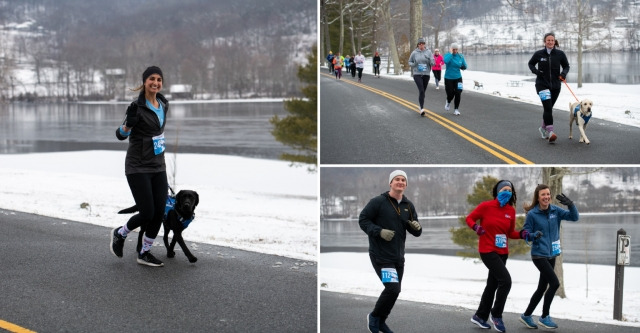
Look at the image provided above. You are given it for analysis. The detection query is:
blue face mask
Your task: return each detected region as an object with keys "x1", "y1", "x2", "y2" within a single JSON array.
[{"x1": 497, "y1": 190, "x2": 512, "y2": 207}]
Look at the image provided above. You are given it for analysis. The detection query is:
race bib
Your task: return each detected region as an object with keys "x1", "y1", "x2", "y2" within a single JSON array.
[
  {"x1": 539, "y1": 89, "x2": 551, "y2": 101},
  {"x1": 153, "y1": 133, "x2": 166, "y2": 155},
  {"x1": 418, "y1": 64, "x2": 427, "y2": 72},
  {"x1": 552, "y1": 240, "x2": 562, "y2": 256},
  {"x1": 381, "y1": 268, "x2": 399, "y2": 283},
  {"x1": 495, "y1": 234, "x2": 507, "y2": 248},
  {"x1": 457, "y1": 82, "x2": 464, "y2": 90}
]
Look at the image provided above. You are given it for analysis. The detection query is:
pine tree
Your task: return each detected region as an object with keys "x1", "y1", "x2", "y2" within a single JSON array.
[
  {"x1": 449, "y1": 175, "x2": 529, "y2": 259},
  {"x1": 270, "y1": 46, "x2": 317, "y2": 172}
]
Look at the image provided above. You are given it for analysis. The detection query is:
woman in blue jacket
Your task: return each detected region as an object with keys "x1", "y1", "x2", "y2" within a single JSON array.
[
  {"x1": 443, "y1": 42, "x2": 467, "y2": 116},
  {"x1": 519, "y1": 184, "x2": 579, "y2": 329}
]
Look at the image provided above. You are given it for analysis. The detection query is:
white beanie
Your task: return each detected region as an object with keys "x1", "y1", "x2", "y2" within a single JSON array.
[
  {"x1": 451, "y1": 42, "x2": 460, "y2": 50},
  {"x1": 389, "y1": 170, "x2": 408, "y2": 185}
]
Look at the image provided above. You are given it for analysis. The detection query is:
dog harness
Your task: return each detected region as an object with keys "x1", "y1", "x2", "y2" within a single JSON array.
[
  {"x1": 164, "y1": 195, "x2": 195, "y2": 229},
  {"x1": 573, "y1": 104, "x2": 592, "y2": 125}
]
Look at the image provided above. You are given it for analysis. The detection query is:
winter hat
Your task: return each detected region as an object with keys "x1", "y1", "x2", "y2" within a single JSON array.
[
  {"x1": 417, "y1": 37, "x2": 426, "y2": 44},
  {"x1": 142, "y1": 66, "x2": 163, "y2": 83},
  {"x1": 389, "y1": 170, "x2": 408, "y2": 185},
  {"x1": 450, "y1": 43, "x2": 460, "y2": 50},
  {"x1": 496, "y1": 180, "x2": 513, "y2": 192}
]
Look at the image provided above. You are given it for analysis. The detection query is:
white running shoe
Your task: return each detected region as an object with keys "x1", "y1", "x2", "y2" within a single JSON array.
[
  {"x1": 538, "y1": 126, "x2": 548, "y2": 139},
  {"x1": 454, "y1": 109, "x2": 460, "y2": 116},
  {"x1": 436, "y1": 86, "x2": 440, "y2": 90},
  {"x1": 420, "y1": 109, "x2": 426, "y2": 117},
  {"x1": 445, "y1": 101, "x2": 450, "y2": 111}
]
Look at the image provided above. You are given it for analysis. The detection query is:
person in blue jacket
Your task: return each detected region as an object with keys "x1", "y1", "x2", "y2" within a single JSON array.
[
  {"x1": 443, "y1": 42, "x2": 468, "y2": 116},
  {"x1": 519, "y1": 184, "x2": 579, "y2": 329}
]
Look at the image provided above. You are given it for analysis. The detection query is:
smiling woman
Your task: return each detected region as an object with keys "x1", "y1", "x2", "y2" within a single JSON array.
[{"x1": 111, "y1": 65, "x2": 170, "y2": 267}]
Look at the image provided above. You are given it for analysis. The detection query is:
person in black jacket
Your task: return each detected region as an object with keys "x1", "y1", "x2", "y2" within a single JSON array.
[
  {"x1": 359, "y1": 170, "x2": 422, "y2": 333},
  {"x1": 528, "y1": 32, "x2": 570, "y2": 143},
  {"x1": 110, "y1": 66, "x2": 169, "y2": 267}
]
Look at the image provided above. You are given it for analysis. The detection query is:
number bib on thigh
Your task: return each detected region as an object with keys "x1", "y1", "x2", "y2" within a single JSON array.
[
  {"x1": 538, "y1": 89, "x2": 551, "y2": 101},
  {"x1": 381, "y1": 268, "x2": 399, "y2": 283},
  {"x1": 457, "y1": 82, "x2": 464, "y2": 90},
  {"x1": 153, "y1": 133, "x2": 166, "y2": 155},
  {"x1": 552, "y1": 240, "x2": 562, "y2": 256},
  {"x1": 495, "y1": 234, "x2": 507, "y2": 248}
]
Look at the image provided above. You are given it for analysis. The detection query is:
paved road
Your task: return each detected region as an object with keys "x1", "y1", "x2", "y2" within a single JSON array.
[
  {"x1": 320, "y1": 72, "x2": 640, "y2": 164},
  {"x1": 321, "y1": 291, "x2": 638, "y2": 333},
  {"x1": 0, "y1": 209, "x2": 316, "y2": 332}
]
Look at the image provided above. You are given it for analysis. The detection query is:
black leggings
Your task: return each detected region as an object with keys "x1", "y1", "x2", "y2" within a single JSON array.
[
  {"x1": 444, "y1": 78, "x2": 463, "y2": 109},
  {"x1": 477, "y1": 252, "x2": 511, "y2": 320},
  {"x1": 125, "y1": 171, "x2": 168, "y2": 239},
  {"x1": 537, "y1": 87, "x2": 561, "y2": 127},
  {"x1": 370, "y1": 254, "x2": 405, "y2": 323},
  {"x1": 357, "y1": 67, "x2": 363, "y2": 79},
  {"x1": 413, "y1": 75, "x2": 430, "y2": 109},
  {"x1": 524, "y1": 257, "x2": 559, "y2": 318},
  {"x1": 374, "y1": 64, "x2": 380, "y2": 76}
]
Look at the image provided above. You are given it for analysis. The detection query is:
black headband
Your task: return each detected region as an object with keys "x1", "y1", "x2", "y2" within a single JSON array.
[{"x1": 142, "y1": 66, "x2": 163, "y2": 83}]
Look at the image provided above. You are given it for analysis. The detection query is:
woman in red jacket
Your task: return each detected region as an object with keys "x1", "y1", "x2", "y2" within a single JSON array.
[{"x1": 466, "y1": 180, "x2": 528, "y2": 333}]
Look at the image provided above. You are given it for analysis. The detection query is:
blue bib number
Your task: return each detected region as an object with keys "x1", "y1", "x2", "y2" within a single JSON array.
[
  {"x1": 418, "y1": 64, "x2": 427, "y2": 72},
  {"x1": 457, "y1": 82, "x2": 464, "y2": 90},
  {"x1": 381, "y1": 268, "x2": 399, "y2": 283},
  {"x1": 552, "y1": 240, "x2": 562, "y2": 256},
  {"x1": 153, "y1": 133, "x2": 166, "y2": 155},
  {"x1": 539, "y1": 89, "x2": 551, "y2": 101},
  {"x1": 495, "y1": 234, "x2": 507, "y2": 248}
]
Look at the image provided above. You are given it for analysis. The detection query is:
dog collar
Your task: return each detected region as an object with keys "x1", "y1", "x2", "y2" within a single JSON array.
[{"x1": 573, "y1": 105, "x2": 591, "y2": 124}]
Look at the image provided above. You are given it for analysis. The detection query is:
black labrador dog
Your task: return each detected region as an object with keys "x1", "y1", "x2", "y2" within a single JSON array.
[{"x1": 118, "y1": 190, "x2": 200, "y2": 263}]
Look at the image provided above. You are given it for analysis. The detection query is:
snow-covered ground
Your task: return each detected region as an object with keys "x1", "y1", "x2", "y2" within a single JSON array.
[
  {"x1": 322, "y1": 61, "x2": 640, "y2": 128},
  {"x1": 0, "y1": 151, "x2": 318, "y2": 262},
  {"x1": 321, "y1": 252, "x2": 640, "y2": 327}
]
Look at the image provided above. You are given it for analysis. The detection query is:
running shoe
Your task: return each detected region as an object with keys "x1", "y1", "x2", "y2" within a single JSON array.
[
  {"x1": 137, "y1": 251, "x2": 164, "y2": 267},
  {"x1": 538, "y1": 316, "x2": 558, "y2": 329},
  {"x1": 520, "y1": 314, "x2": 538, "y2": 329},
  {"x1": 490, "y1": 315, "x2": 506, "y2": 332},
  {"x1": 471, "y1": 314, "x2": 491, "y2": 329}
]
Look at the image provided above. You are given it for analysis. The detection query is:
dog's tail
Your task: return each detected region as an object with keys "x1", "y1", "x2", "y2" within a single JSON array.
[{"x1": 118, "y1": 205, "x2": 139, "y2": 214}]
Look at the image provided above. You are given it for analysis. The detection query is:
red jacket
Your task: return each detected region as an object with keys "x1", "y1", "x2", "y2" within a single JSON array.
[{"x1": 466, "y1": 199, "x2": 520, "y2": 254}]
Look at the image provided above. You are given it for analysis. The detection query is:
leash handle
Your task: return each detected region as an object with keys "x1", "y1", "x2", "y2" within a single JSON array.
[
  {"x1": 561, "y1": 77, "x2": 580, "y2": 102},
  {"x1": 168, "y1": 185, "x2": 175, "y2": 196}
]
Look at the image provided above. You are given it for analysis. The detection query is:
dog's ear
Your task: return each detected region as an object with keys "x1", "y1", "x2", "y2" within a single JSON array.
[
  {"x1": 176, "y1": 190, "x2": 185, "y2": 201},
  {"x1": 194, "y1": 192, "x2": 199, "y2": 207}
]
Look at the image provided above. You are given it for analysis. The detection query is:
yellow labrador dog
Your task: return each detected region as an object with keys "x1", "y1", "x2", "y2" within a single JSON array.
[{"x1": 569, "y1": 99, "x2": 593, "y2": 145}]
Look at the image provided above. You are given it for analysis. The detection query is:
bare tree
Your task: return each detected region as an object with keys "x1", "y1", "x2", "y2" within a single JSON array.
[
  {"x1": 379, "y1": 0, "x2": 402, "y2": 74},
  {"x1": 410, "y1": 0, "x2": 422, "y2": 47}
]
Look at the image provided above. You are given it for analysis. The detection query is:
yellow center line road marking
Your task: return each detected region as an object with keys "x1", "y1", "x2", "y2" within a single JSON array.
[
  {"x1": 322, "y1": 73, "x2": 534, "y2": 164},
  {"x1": 0, "y1": 320, "x2": 37, "y2": 333}
]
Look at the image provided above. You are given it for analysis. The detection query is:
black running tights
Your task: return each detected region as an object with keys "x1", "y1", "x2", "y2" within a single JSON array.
[{"x1": 125, "y1": 171, "x2": 168, "y2": 239}]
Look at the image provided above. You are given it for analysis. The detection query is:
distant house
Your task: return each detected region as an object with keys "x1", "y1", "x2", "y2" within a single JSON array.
[{"x1": 170, "y1": 84, "x2": 193, "y2": 99}]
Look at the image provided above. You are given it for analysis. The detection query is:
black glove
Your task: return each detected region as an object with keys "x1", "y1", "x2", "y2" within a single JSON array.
[
  {"x1": 460, "y1": 65, "x2": 467, "y2": 70},
  {"x1": 556, "y1": 193, "x2": 573, "y2": 206},
  {"x1": 536, "y1": 70, "x2": 544, "y2": 76},
  {"x1": 124, "y1": 104, "x2": 139, "y2": 128}
]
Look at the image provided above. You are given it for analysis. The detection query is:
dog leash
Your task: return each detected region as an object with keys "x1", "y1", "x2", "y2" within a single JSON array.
[{"x1": 561, "y1": 77, "x2": 580, "y2": 102}]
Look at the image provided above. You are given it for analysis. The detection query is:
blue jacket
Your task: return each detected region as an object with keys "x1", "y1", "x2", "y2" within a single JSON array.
[
  {"x1": 443, "y1": 53, "x2": 467, "y2": 80},
  {"x1": 523, "y1": 204, "x2": 579, "y2": 258}
]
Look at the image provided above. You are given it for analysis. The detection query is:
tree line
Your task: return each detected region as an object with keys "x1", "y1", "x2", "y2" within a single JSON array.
[
  {"x1": 321, "y1": 0, "x2": 640, "y2": 86},
  {"x1": 0, "y1": 0, "x2": 316, "y2": 101},
  {"x1": 320, "y1": 167, "x2": 640, "y2": 218}
]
